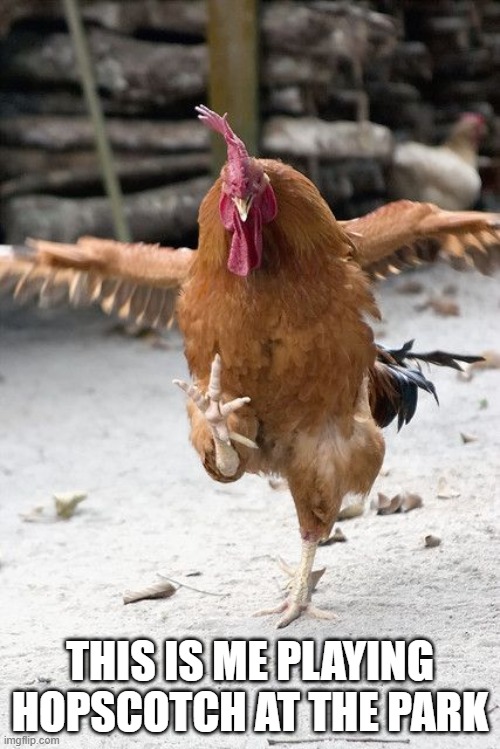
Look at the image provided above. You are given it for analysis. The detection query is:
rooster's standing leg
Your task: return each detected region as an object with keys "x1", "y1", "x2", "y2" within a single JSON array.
[{"x1": 255, "y1": 537, "x2": 336, "y2": 628}]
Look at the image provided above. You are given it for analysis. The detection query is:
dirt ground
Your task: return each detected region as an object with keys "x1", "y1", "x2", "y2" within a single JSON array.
[{"x1": 0, "y1": 262, "x2": 499, "y2": 749}]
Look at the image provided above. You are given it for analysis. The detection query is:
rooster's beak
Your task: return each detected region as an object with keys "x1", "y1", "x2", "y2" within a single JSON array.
[{"x1": 232, "y1": 195, "x2": 254, "y2": 222}]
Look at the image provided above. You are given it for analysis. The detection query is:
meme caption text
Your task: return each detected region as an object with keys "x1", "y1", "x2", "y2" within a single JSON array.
[{"x1": 11, "y1": 639, "x2": 489, "y2": 735}]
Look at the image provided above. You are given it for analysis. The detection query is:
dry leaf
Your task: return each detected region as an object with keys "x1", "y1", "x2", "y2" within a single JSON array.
[
  {"x1": 397, "y1": 279, "x2": 424, "y2": 295},
  {"x1": 36, "y1": 676, "x2": 53, "y2": 684},
  {"x1": 320, "y1": 527, "x2": 347, "y2": 546},
  {"x1": 54, "y1": 491, "x2": 87, "y2": 519},
  {"x1": 460, "y1": 432, "x2": 478, "y2": 444},
  {"x1": 106, "y1": 323, "x2": 170, "y2": 349},
  {"x1": 424, "y1": 534, "x2": 441, "y2": 548},
  {"x1": 20, "y1": 505, "x2": 46, "y2": 523},
  {"x1": 338, "y1": 502, "x2": 364, "y2": 520},
  {"x1": 458, "y1": 351, "x2": 500, "y2": 381},
  {"x1": 107, "y1": 322, "x2": 151, "y2": 339},
  {"x1": 372, "y1": 491, "x2": 422, "y2": 515},
  {"x1": 399, "y1": 492, "x2": 423, "y2": 512},
  {"x1": 374, "y1": 492, "x2": 402, "y2": 515},
  {"x1": 157, "y1": 573, "x2": 227, "y2": 597},
  {"x1": 437, "y1": 477, "x2": 460, "y2": 499},
  {"x1": 123, "y1": 580, "x2": 176, "y2": 605},
  {"x1": 417, "y1": 296, "x2": 460, "y2": 317},
  {"x1": 428, "y1": 297, "x2": 461, "y2": 316},
  {"x1": 470, "y1": 350, "x2": 500, "y2": 371}
]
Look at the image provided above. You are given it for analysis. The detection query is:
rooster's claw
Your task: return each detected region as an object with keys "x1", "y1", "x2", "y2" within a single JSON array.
[{"x1": 173, "y1": 354, "x2": 257, "y2": 448}]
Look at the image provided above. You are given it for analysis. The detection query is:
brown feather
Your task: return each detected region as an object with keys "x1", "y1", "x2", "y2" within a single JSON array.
[
  {"x1": 341, "y1": 200, "x2": 500, "y2": 278},
  {"x1": 0, "y1": 240, "x2": 192, "y2": 330}
]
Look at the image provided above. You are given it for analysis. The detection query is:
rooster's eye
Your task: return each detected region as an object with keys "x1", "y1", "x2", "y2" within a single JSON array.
[{"x1": 253, "y1": 174, "x2": 267, "y2": 192}]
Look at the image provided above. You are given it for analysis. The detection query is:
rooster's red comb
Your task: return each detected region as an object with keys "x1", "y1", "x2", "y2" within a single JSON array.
[{"x1": 196, "y1": 104, "x2": 250, "y2": 165}]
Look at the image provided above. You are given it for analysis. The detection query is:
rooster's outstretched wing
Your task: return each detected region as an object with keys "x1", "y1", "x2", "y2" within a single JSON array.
[
  {"x1": 0, "y1": 237, "x2": 194, "y2": 329},
  {"x1": 341, "y1": 200, "x2": 500, "y2": 278},
  {"x1": 2, "y1": 201, "x2": 499, "y2": 329}
]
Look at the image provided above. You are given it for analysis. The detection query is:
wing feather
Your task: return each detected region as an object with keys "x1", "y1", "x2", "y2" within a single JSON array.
[
  {"x1": 341, "y1": 201, "x2": 500, "y2": 278},
  {"x1": 0, "y1": 238, "x2": 195, "y2": 330}
]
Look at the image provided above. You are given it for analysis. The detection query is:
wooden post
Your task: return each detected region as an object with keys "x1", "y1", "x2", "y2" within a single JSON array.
[
  {"x1": 62, "y1": 0, "x2": 131, "y2": 241},
  {"x1": 207, "y1": 0, "x2": 260, "y2": 173}
]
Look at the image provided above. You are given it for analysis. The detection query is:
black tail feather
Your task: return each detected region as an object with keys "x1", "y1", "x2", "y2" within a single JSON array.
[
  {"x1": 371, "y1": 340, "x2": 482, "y2": 431},
  {"x1": 378, "y1": 339, "x2": 484, "y2": 372}
]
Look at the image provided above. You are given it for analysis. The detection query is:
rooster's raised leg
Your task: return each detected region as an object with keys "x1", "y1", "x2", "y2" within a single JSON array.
[
  {"x1": 174, "y1": 353, "x2": 256, "y2": 477},
  {"x1": 255, "y1": 538, "x2": 336, "y2": 628}
]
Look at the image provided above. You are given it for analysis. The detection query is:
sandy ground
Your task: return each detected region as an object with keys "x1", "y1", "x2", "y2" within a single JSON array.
[{"x1": 0, "y1": 263, "x2": 499, "y2": 749}]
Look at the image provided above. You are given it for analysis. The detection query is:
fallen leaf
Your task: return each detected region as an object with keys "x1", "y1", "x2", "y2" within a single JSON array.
[
  {"x1": 106, "y1": 323, "x2": 151, "y2": 339},
  {"x1": 54, "y1": 491, "x2": 87, "y2": 519},
  {"x1": 478, "y1": 398, "x2": 489, "y2": 410},
  {"x1": 373, "y1": 492, "x2": 401, "y2": 515},
  {"x1": 460, "y1": 432, "x2": 478, "y2": 444},
  {"x1": 123, "y1": 580, "x2": 176, "y2": 605},
  {"x1": 399, "y1": 492, "x2": 423, "y2": 512},
  {"x1": 338, "y1": 502, "x2": 364, "y2": 520},
  {"x1": 397, "y1": 279, "x2": 424, "y2": 295},
  {"x1": 320, "y1": 527, "x2": 347, "y2": 546},
  {"x1": 372, "y1": 491, "x2": 422, "y2": 515},
  {"x1": 459, "y1": 351, "x2": 500, "y2": 381},
  {"x1": 424, "y1": 534, "x2": 441, "y2": 548},
  {"x1": 106, "y1": 323, "x2": 171, "y2": 349},
  {"x1": 20, "y1": 505, "x2": 48, "y2": 523},
  {"x1": 442, "y1": 283, "x2": 458, "y2": 296},
  {"x1": 471, "y1": 350, "x2": 500, "y2": 371},
  {"x1": 417, "y1": 296, "x2": 460, "y2": 316},
  {"x1": 157, "y1": 573, "x2": 227, "y2": 597},
  {"x1": 437, "y1": 477, "x2": 460, "y2": 499}
]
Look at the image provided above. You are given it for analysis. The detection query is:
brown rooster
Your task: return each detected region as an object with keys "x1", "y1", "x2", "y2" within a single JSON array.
[{"x1": 1, "y1": 106, "x2": 499, "y2": 627}]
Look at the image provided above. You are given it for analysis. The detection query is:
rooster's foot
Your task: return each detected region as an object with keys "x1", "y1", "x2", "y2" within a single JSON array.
[
  {"x1": 174, "y1": 354, "x2": 256, "y2": 476},
  {"x1": 254, "y1": 597, "x2": 337, "y2": 629},
  {"x1": 173, "y1": 353, "x2": 257, "y2": 449},
  {"x1": 255, "y1": 539, "x2": 336, "y2": 628}
]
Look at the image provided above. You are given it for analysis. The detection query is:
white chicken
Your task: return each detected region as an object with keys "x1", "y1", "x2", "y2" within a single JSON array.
[{"x1": 389, "y1": 113, "x2": 486, "y2": 211}]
